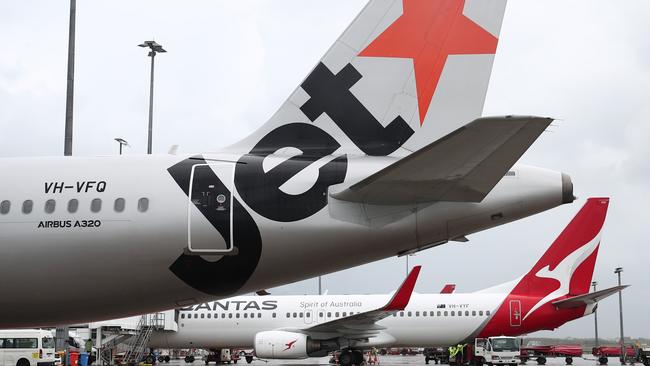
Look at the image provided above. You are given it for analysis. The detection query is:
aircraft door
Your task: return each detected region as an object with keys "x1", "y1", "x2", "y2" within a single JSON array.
[
  {"x1": 509, "y1": 300, "x2": 522, "y2": 327},
  {"x1": 187, "y1": 163, "x2": 236, "y2": 255}
]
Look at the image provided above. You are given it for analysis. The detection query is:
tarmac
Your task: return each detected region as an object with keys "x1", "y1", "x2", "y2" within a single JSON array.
[{"x1": 167, "y1": 355, "x2": 627, "y2": 366}]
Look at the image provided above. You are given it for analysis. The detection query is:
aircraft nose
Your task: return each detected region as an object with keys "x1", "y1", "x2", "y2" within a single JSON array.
[{"x1": 561, "y1": 173, "x2": 576, "y2": 204}]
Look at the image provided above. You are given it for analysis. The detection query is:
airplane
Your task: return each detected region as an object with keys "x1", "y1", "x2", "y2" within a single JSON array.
[
  {"x1": 0, "y1": 0, "x2": 575, "y2": 327},
  {"x1": 149, "y1": 198, "x2": 625, "y2": 366}
]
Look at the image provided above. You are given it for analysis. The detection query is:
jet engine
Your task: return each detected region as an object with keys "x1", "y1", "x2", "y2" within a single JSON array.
[{"x1": 254, "y1": 331, "x2": 337, "y2": 359}]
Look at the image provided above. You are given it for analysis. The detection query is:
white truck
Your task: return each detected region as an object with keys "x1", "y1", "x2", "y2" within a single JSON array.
[{"x1": 474, "y1": 336, "x2": 521, "y2": 366}]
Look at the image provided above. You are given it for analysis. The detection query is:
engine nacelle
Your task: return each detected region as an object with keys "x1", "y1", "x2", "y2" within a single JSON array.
[{"x1": 254, "y1": 331, "x2": 335, "y2": 359}]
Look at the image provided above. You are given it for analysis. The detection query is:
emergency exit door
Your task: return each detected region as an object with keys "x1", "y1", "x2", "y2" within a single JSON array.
[
  {"x1": 509, "y1": 300, "x2": 522, "y2": 327},
  {"x1": 187, "y1": 163, "x2": 236, "y2": 255}
]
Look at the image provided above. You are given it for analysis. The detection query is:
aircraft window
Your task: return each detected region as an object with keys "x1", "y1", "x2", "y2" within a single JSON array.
[
  {"x1": 138, "y1": 197, "x2": 149, "y2": 212},
  {"x1": 181, "y1": 314, "x2": 185, "y2": 319},
  {"x1": 444, "y1": 311, "x2": 448, "y2": 316},
  {"x1": 306, "y1": 312, "x2": 310, "y2": 317},
  {"x1": 458, "y1": 311, "x2": 462, "y2": 317},
  {"x1": 293, "y1": 312, "x2": 297, "y2": 318},
  {"x1": 479, "y1": 311, "x2": 484, "y2": 316},
  {"x1": 243, "y1": 313, "x2": 248, "y2": 318},
  {"x1": 207, "y1": 314, "x2": 211, "y2": 319},
  {"x1": 437, "y1": 311, "x2": 441, "y2": 316},
  {"x1": 22, "y1": 200, "x2": 33, "y2": 214},
  {"x1": 90, "y1": 198, "x2": 102, "y2": 213},
  {"x1": 200, "y1": 313, "x2": 204, "y2": 319},
  {"x1": 235, "y1": 313, "x2": 240, "y2": 319},
  {"x1": 319, "y1": 312, "x2": 323, "y2": 317},
  {"x1": 258, "y1": 313, "x2": 262, "y2": 318},
  {"x1": 393, "y1": 313, "x2": 397, "y2": 317},
  {"x1": 465, "y1": 311, "x2": 470, "y2": 316},
  {"x1": 299, "y1": 313, "x2": 303, "y2": 318},
  {"x1": 114, "y1": 198, "x2": 126, "y2": 212},
  {"x1": 286, "y1": 312, "x2": 290, "y2": 318},
  {"x1": 68, "y1": 199, "x2": 79, "y2": 213},
  {"x1": 472, "y1": 311, "x2": 476, "y2": 316},
  {"x1": 407, "y1": 311, "x2": 412, "y2": 317},
  {"x1": 451, "y1": 311, "x2": 455, "y2": 316},
  {"x1": 416, "y1": 311, "x2": 420, "y2": 317},
  {"x1": 221, "y1": 313, "x2": 225, "y2": 319},
  {"x1": 45, "y1": 199, "x2": 56, "y2": 214},
  {"x1": 272, "y1": 313, "x2": 277, "y2": 318},
  {"x1": 228, "y1": 314, "x2": 232, "y2": 319},
  {"x1": 430, "y1": 311, "x2": 435, "y2": 316},
  {"x1": 335, "y1": 312, "x2": 339, "y2": 317},
  {"x1": 342, "y1": 312, "x2": 347, "y2": 317},
  {"x1": 327, "y1": 312, "x2": 331, "y2": 318},
  {"x1": 486, "y1": 310, "x2": 491, "y2": 316},
  {"x1": 194, "y1": 314, "x2": 198, "y2": 319},
  {"x1": 399, "y1": 312, "x2": 404, "y2": 317},
  {"x1": 0, "y1": 200, "x2": 10, "y2": 214}
]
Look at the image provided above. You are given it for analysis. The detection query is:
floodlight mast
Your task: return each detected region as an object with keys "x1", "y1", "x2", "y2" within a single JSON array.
[{"x1": 138, "y1": 41, "x2": 166, "y2": 155}]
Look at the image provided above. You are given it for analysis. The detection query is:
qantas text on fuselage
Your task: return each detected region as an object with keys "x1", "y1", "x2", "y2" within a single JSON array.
[{"x1": 0, "y1": 0, "x2": 574, "y2": 327}]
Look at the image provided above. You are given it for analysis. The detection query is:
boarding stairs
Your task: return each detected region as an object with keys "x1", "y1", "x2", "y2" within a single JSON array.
[{"x1": 120, "y1": 313, "x2": 166, "y2": 365}]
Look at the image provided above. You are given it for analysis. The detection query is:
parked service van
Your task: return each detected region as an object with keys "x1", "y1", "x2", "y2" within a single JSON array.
[{"x1": 0, "y1": 330, "x2": 56, "y2": 366}]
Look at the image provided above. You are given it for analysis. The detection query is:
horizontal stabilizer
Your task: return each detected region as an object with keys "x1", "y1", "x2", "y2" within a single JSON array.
[
  {"x1": 331, "y1": 116, "x2": 553, "y2": 205},
  {"x1": 552, "y1": 285, "x2": 628, "y2": 309}
]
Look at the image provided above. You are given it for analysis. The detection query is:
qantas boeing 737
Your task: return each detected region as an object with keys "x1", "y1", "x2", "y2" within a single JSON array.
[
  {"x1": 149, "y1": 198, "x2": 623, "y2": 366},
  {"x1": 0, "y1": 0, "x2": 574, "y2": 327}
]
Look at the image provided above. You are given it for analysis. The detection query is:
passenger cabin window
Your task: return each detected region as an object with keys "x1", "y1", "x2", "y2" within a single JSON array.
[
  {"x1": 91, "y1": 198, "x2": 102, "y2": 213},
  {"x1": 451, "y1": 311, "x2": 455, "y2": 316},
  {"x1": 479, "y1": 311, "x2": 484, "y2": 316},
  {"x1": 138, "y1": 197, "x2": 149, "y2": 212},
  {"x1": 416, "y1": 311, "x2": 420, "y2": 317},
  {"x1": 45, "y1": 199, "x2": 56, "y2": 214},
  {"x1": 486, "y1": 310, "x2": 491, "y2": 316},
  {"x1": 465, "y1": 311, "x2": 470, "y2": 316},
  {"x1": 68, "y1": 199, "x2": 79, "y2": 213},
  {"x1": 472, "y1": 311, "x2": 477, "y2": 316},
  {"x1": 22, "y1": 200, "x2": 33, "y2": 214},
  {"x1": 181, "y1": 314, "x2": 185, "y2": 319},
  {"x1": 272, "y1": 313, "x2": 277, "y2": 318},
  {"x1": 68, "y1": 198, "x2": 79, "y2": 213},
  {"x1": 430, "y1": 311, "x2": 435, "y2": 316},
  {"x1": 114, "y1": 198, "x2": 126, "y2": 212},
  {"x1": 0, "y1": 200, "x2": 10, "y2": 214}
]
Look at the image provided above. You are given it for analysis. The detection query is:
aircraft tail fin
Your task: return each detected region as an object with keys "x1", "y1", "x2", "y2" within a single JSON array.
[{"x1": 228, "y1": 0, "x2": 508, "y2": 157}]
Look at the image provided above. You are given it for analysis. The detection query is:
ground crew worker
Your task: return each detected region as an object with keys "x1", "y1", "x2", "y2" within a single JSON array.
[
  {"x1": 84, "y1": 338, "x2": 92, "y2": 354},
  {"x1": 370, "y1": 347, "x2": 379, "y2": 364}
]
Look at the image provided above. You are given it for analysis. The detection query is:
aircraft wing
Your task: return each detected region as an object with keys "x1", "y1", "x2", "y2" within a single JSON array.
[
  {"x1": 552, "y1": 285, "x2": 628, "y2": 309},
  {"x1": 331, "y1": 116, "x2": 553, "y2": 205},
  {"x1": 300, "y1": 266, "x2": 421, "y2": 339}
]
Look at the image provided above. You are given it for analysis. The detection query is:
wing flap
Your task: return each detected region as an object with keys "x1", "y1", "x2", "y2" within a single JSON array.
[{"x1": 331, "y1": 116, "x2": 553, "y2": 205}]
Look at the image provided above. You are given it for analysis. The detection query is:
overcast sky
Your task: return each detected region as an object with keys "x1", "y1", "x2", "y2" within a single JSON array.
[{"x1": 1, "y1": 1, "x2": 648, "y2": 339}]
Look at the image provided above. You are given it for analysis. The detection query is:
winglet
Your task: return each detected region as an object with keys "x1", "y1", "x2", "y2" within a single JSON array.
[
  {"x1": 440, "y1": 284, "x2": 456, "y2": 294},
  {"x1": 383, "y1": 266, "x2": 421, "y2": 311}
]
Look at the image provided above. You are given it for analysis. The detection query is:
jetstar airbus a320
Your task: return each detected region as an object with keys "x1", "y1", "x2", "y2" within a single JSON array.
[{"x1": 0, "y1": 0, "x2": 574, "y2": 327}]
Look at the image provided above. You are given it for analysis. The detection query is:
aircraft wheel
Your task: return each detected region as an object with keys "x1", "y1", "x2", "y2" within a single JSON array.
[
  {"x1": 599, "y1": 357, "x2": 608, "y2": 365},
  {"x1": 165, "y1": 356, "x2": 171, "y2": 363},
  {"x1": 246, "y1": 356, "x2": 253, "y2": 364},
  {"x1": 565, "y1": 357, "x2": 573, "y2": 365},
  {"x1": 426, "y1": 356, "x2": 430, "y2": 365},
  {"x1": 340, "y1": 351, "x2": 353, "y2": 366},
  {"x1": 352, "y1": 351, "x2": 364, "y2": 365},
  {"x1": 537, "y1": 357, "x2": 546, "y2": 365}
]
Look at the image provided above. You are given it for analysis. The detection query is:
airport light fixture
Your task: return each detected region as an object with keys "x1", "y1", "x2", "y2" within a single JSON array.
[
  {"x1": 591, "y1": 281, "x2": 599, "y2": 348},
  {"x1": 614, "y1": 267, "x2": 625, "y2": 364},
  {"x1": 138, "y1": 40, "x2": 167, "y2": 155},
  {"x1": 114, "y1": 138, "x2": 129, "y2": 155}
]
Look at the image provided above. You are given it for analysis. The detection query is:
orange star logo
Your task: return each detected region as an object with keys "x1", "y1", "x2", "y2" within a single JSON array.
[{"x1": 359, "y1": 0, "x2": 499, "y2": 125}]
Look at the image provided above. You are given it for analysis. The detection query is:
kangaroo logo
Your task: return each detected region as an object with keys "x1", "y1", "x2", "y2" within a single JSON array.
[{"x1": 283, "y1": 339, "x2": 298, "y2": 351}]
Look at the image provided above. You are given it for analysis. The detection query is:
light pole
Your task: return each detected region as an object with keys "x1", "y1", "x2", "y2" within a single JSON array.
[
  {"x1": 63, "y1": 0, "x2": 76, "y2": 156},
  {"x1": 614, "y1": 267, "x2": 625, "y2": 364},
  {"x1": 138, "y1": 40, "x2": 166, "y2": 155},
  {"x1": 592, "y1": 281, "x2": 599, "y2": 348},
  {"x1": 114, "y1": 138, "x2": 129, "y2": 155}
]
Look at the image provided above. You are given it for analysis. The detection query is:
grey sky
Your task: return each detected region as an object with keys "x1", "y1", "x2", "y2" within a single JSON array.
[{"x1": 0, "y1": 1, "x2": 648, "y2": 339}]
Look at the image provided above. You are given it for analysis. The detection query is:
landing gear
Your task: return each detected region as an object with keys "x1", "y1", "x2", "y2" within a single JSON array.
[
  {"x1": 339, "y1": 350, "x2": 365, "y2": 366},
  {"x1": 599, "y1": 357, "x2": 609, "y2": 365},
  {"x1": 565, "y1": 357, "x2": 573, "y2": 365},
  {"x1": 536, "y1": 356, "x2": 546, "y2": 365}
]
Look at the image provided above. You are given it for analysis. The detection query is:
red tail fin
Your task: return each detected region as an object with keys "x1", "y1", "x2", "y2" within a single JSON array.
[{"x1": 479, "y1": 198, "x2": 609, "y2": 336}]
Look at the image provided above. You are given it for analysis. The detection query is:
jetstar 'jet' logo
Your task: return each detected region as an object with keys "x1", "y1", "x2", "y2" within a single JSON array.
[
  {"x1": 283, "y1": 339, "x2": 298, "y2": 351},
  {"x1": 360, "y1": 0, "x2": 499, "y2": 124}
]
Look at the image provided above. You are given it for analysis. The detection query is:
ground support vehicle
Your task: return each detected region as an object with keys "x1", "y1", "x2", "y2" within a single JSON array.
[
  {"x1": 520, "y1": 345, "x2": 582, "y2": 365},
  {"x1": 473, "y1": 337, "x2": 520, "y2": 366},
  {"x1": 424, "y1": 347, "x2": 449, "y2": 364},
  {"x1": 592, "y1": 346, "x2": 636, "y2": 365},
  {"x1": 637, "y1": 346, "x2": 649, "y2": 366},
  {"x1": 0, "y1": 329, "x2": 56, "y2": 366},
  {"x1": 203, "y1": 349, "x2": 232, "y2": 365}
]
